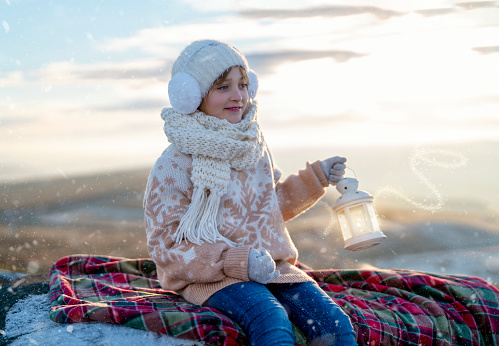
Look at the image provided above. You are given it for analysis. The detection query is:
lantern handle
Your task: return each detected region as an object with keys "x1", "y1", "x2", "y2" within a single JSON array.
[{"x1": 346, "y1": 166, "x2": 357, "y2": 178}]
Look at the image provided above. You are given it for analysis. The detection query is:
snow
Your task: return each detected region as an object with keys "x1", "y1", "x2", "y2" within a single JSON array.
[
  {"x1": 3, "y1": 294, "x2": 203, "y2": 346},
  {"x1": 2, "y1": 20, "x2": 9, "y2": 33},
  {"x1": 0, "y1": 270, "x2": 26, "y2": 281}
]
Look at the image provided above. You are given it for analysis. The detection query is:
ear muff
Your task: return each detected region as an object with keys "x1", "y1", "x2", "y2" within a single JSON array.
[
  {"x1": 247, "y1": 69, "x2": 259, "y2": 100},
  {"x1": 168, "y1": 72, "x2": 202, "y2": 115}
]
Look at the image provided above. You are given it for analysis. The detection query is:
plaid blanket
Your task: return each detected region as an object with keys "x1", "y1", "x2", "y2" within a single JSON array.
[{"x1": 49, "y1": 255, "x2": 499, "y2": 345}]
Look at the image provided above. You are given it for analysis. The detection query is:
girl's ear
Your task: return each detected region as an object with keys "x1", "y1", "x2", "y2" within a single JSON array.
[
  {"x1": 168, "y1": 72, "x2": 203, "y2": 114},
  {"x1": 248, "y1": 69, "x2": 258, "y2": 100}
]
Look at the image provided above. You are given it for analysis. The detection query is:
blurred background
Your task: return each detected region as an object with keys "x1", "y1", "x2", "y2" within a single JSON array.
[{"x1": 1, "y1": 0, "x2": 499, "y2": 282}]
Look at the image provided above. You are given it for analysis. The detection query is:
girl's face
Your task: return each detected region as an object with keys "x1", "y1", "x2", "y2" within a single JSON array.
[{"x1": 199, "y1": 67, "x2": 249, "y2": 124}]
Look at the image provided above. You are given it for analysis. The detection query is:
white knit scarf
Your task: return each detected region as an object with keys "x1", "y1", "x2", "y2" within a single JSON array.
[{"x1": 161, "y1": 101, "x2": 264, "y2": 246}]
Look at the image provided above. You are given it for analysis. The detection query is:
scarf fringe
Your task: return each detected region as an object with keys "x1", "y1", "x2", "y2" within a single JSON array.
[{"x1": 174, "y1": 186, "x2": 235, "y2": 246}]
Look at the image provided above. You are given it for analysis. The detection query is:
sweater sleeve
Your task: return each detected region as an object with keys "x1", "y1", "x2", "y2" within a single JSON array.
[
  {"x1": 275, "y1": 160, "x2": 329, "y2": 222},
  {"x1": 143, "y1": 153, "x2": 251, "y2": 291}
]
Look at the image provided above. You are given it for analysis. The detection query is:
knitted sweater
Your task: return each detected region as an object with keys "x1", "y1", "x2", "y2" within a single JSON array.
[{"x1": 143, "y1": 143, "x2": 329, "y2": 305}]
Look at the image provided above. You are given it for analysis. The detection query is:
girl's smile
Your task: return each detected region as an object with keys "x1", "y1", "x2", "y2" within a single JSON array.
[
  {"x1": 199, "y1": 67, "x2": 249, "y2": 124},
  {"x1": 225, "y1": 106, "x2": 242, "y2": 111}
]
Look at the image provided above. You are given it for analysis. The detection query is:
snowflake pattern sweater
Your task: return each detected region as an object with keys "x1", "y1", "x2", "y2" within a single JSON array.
[{"x1": 143, "y1": 144, "x2": 329, "y2": 305}]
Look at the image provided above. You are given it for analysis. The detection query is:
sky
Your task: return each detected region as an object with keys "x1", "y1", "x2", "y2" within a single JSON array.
[{"x1": 1, "y1": 0, "x2": 499, "y2": 187}]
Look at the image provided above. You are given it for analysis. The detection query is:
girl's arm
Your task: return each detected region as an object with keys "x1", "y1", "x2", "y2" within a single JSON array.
[
  {"x1": 274, "y1": 161, "x2": 329, "y2": 222},
  {"x1": 144, "y1": 161, "x2": 251, "y2": 288}
]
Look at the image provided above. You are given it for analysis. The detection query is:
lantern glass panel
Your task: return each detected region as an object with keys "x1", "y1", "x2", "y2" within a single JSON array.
[
  {"x1": 337, "y1": 210, "x2": 352, "y2": 240},
  {"x1": 348, "y1": 204, "x2": 371, "y2": 235},
  {"x1": 366, "y1": 203, "x2": 381, "y2": 232}
]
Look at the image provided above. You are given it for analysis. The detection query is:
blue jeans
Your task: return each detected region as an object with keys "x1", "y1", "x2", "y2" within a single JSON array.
[{"x1": 205, "y1": 281, "x2": 356, "y2": 345}]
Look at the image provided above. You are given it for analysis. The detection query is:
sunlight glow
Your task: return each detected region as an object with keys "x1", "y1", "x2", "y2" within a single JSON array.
[{"x1": 1, "y1": 1, "x2": 498, "y2": 180}]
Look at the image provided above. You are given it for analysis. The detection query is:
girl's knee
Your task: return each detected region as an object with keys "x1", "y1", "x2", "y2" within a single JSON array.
[
  {"x1": 329, "y1": 307, "x2": 354, "y2": 331},
  {"x1": 307, "y1": 304, "x2": 356, "y2": 344}
]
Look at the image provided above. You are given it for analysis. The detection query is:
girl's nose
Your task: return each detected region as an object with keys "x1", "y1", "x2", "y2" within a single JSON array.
[{"x1": 231, "y1": 88, "x2": 242, "y2": 101}]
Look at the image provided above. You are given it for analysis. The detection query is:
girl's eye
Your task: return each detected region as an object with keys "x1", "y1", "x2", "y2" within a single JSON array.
[
  {"x1": 217, "y1": 85, "x2": 228, "y2": 90},
  {"x1": 240, "y1": 83, "x2": 248, "y2": 89}
]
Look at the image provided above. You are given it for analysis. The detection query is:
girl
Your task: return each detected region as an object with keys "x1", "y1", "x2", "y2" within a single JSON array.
[{"x1": 144, "y1": 39, "x2": 357, "y2": 345}]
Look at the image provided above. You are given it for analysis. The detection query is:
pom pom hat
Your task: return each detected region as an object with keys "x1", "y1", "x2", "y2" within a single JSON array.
[{"x1": 168, "y1": 39, "x2": 259, "y2": 114}]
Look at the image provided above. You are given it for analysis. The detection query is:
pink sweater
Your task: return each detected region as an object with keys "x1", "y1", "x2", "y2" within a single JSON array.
[{"x1": 143, "y1": 144, "x2": 329, "y2": 305}]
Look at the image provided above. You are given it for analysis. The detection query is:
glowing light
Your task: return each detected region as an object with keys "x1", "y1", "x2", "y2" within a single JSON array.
[{"x1": 375, "y1": 147, "x2": 468, "y2": 211}]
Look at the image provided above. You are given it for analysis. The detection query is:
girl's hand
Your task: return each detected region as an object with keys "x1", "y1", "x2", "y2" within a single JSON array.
[
  {"x1": 248, "y1": 248, "x2": 280, "y2": 284},
  {"x1": 319, "y1": 156, "x2": 347, "y2": 185}
]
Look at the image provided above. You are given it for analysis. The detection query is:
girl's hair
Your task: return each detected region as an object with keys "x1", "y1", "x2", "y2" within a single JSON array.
[{"x1": 212, "y1": 66, "x2": 249, "y2": 87}]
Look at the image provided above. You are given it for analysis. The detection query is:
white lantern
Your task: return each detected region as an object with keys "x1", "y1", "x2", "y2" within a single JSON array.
[{"x1": 333, "y1": 177, "x2": 386, "y2": 251}]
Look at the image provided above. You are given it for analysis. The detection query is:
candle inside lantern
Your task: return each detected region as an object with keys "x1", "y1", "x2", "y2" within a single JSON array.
[{"x1": 333, "y1": 177, "x2": 386, "y2": 251}]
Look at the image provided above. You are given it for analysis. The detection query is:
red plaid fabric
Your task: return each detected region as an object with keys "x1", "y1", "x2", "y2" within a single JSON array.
[{"x1": 49, "y1": 255, "x2": 499, "y2": 345}]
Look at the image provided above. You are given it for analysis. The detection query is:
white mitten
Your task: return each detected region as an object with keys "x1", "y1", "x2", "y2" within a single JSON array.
[
  {"x1": 319, "y1": 156, "x2": 347, "y2": 185},
  {"x1": 247, "y1": 248, "x2": 280, "y2": 284}
]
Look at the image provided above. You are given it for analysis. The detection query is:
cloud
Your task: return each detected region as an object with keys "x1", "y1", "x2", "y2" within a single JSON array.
[
  {"x1": 0, "y1": 71, "x2": 24, "y2": 87},
  {"x1": 97, "y1": 17, "x2": 370, "y2": 78},
  {"x1": 99, "y1": 28, "x2": 183, "y2": 56},
  {"x1": 0, "y1": 114, "x2": 31, "y2": 127},
  {"x1": 455, "y1": 1, "x2": 498, "y2": 10},
  {"x1": 0, "y1": 58, "x2": 169, "y2": 123},
  {"x1": 36, "y1": 58, "x2": 171, "y2": 86},
  {"x1": 73, "y1": 62, "x2": 172, "y2": 82},
  {"x1": 263, "y1": 110, "x2": 367, "y2": 129},
  {"x1": 240, "y1": 5, "x2": 405, "y2": 20},
  {"x1": 92, "y1": 98, "x2": 167, "y2": 112},
  {"x1": 472, "y1": 46, "x2": 499, "y2": 55},
  {"x1": 414, "y1": 2, "x2": 499, "y2": 17},
  {"x1": 247, "y1": 49, "x2": 367, "y2": 75},
  {"x1": 481, "y1": 94, "x2": 499, "y2": 104},
  {"x1": 414, "y1": 8, "x2": 457, "y2": 17},
  {"x1": 99, "y1": 7, "x2": 402, "y2": 59}
]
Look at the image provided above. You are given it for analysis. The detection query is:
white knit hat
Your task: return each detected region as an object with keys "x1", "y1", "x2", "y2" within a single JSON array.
[{"x1": 168, "y1": 39, "x2": 259, "y2": 114}]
